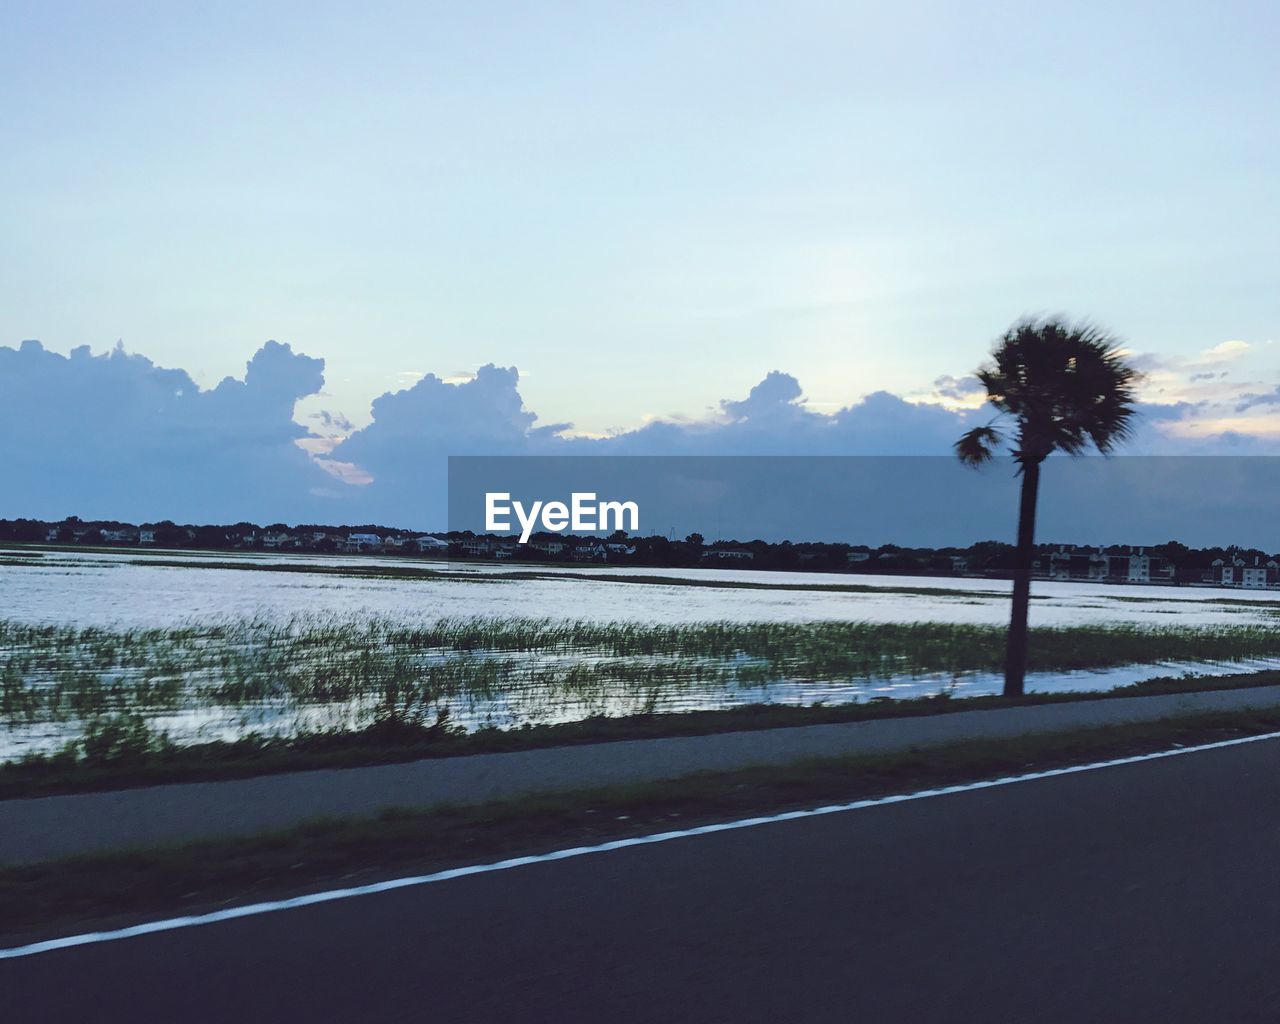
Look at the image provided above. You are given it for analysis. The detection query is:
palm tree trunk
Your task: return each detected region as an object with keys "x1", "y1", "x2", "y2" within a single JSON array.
[{"x1": 1004, "y1": 457, "x2": 1041, "y2": 697}]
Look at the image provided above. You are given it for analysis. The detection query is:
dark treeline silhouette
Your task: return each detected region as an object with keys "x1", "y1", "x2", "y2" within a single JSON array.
[{"x1": 2, "y1": 516, "x2": 1275, "y2": 588}]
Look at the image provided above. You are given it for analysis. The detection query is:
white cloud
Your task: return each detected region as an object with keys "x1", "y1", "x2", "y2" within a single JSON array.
[
  {"x1": 6, "y1": 336, "x2": 1280, "y2": 528},
  {"x1": 0, "y1": 339, "x2": 334, "y2": 522},
  {"x1": 1191, "y1": 339, "x2": 1251, "y2": 365}
]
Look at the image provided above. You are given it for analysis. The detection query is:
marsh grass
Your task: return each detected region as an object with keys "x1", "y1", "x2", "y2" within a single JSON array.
[{"x1": 3, "y1": 614, "x2": 1280, "y2": 750}]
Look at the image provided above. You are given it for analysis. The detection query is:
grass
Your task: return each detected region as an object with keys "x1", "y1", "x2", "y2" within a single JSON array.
[
  {"x1": 7, "y1": 612, "x2": 1280, "y2": 762},
  {"x1": 8, "y1": 615, "x2": 1280, "y2": 718},
  {"x1": 3, "y1": 667, "x2": 1280, "y2": 800},
  {"x1": 5, "y1": 707, "x2": 1280, "y2": 944}
]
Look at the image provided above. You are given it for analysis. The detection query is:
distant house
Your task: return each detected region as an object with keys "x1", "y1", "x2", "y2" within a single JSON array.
[
  {"x1": 1077, "y1": 549, "x2": 1108, "y2": 581},
  {"x1": 1243, "y1": 565, "x2": 1268, "y2": 588},
  {"x1": 44, "y1": 527, "x2": 60, "y2": 542},
  {"x1": 1113, "y1": 547, "x2": 1156, "y2": 583},
  {"x1": 703, "y1": 548, "x2": 754, "y2": 563},
  {"x1": 1210, "y1": 556, "x2": 1245, "y2": 586},
  {"x1": 262, "y1": 531, "x2": 295, "y2": 549},
  {"x1": 1036, "y1": 544, "x2": 1171, "y2": 584},
  {"x1": 413, "y1": 536, "x2": 450, "y2": 553},
  {"x1": 1124, "y1": 550, "x2": 1148, "y2": 583},
  {"x1": 528, "y1": 538, "x2": 566, "y2": 556},
  {"x1": 572, "y1": 542, "x2": 607, "y2": 562},
  {"x1": 1239, "y1": 556, "x2": 1277, "y2": 589},
  {"x1": 100, "y1": 528, "x2": 139, "y2": 544},
  {"x1": 949, "y1": 555, "x2": 969, "y2": 575},
  {"x1": 138, "y1": 528, "x2": 156, "y2": 545},
  {"x1": 1039, "y1": 542, "x2": 1100, "y2": 576},
  {"x1": 458, "y1": 538, "x2": 492, "y2": 558},
  {"x1": 847, "y1": 550, "x2": 871, "y2": 564},
  {"x1": 1200, "y1": 550, "x2": 1280, "y2": 588},
  {"x1": 343, "y1": 533, "x2": 382, "y2": 552}
]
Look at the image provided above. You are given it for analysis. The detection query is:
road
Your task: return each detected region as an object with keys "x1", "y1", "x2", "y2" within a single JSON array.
[{"x1": 5, "y1": 738, "x2": 1280, "y2": 1022}]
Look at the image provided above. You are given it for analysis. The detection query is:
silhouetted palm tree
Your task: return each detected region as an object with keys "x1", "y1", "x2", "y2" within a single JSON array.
[{"x1": 956, "y1": 317, "x2": 1139, "y2": 697}]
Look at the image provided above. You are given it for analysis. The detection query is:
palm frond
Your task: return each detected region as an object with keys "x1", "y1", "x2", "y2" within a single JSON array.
[
  {"x1": 955, "y1": 425, "x2": 1004, "y2": 467},
  {"x1": 955, "y1": 315, "x2": 1140, "y2": 464}
]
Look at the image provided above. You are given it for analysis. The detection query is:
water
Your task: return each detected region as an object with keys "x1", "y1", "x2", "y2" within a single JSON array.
[
  {"x1": 3, "y1": 548, "x2": 1277, "y2": 629},
  {"x1": 3, "y1": 547, "x2": 1279, "y2": 759}
]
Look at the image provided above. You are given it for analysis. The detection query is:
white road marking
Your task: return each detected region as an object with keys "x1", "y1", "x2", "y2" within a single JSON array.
[{"x1": 4, "y1": 728, "x2": 1279, "y2": 962}]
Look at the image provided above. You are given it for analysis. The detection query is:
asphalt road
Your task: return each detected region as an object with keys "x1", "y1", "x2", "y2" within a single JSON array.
[{"x1": 5, "y1": 739, "x2": 1280, "y2": 1023}]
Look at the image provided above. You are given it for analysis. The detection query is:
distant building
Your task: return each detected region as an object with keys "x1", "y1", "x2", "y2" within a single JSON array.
[
  {"x1": 343, "y1": 533, "x2": 382, "y2": 552},
  {"x1": 1237, "y1": 555, "x2": 1278, "y2": 589},
  {"x1": 1040, "y1": 545, "x2": 1106, "y2": 580},
  {"x1": 703, "y1": 548, "x2": 754, "y2": 563},
  {"x1": 572, "y1": 542, "x2": 607, "y2": 562},
  {"x1": 413, "y1": 536, "x2": 449, "y2": 553},
  {"x1": 1200, "y1": 550, "x2": 1280, "y2": 588},
  {"x1": 1036, "y1": 544, "x2": 1172, "y2": 584},
  {"x1": 1110, "y1": 547, "x2": 1163, "y2": 583},
  {"x1": 1210, "y1": 555, "x2": 1245, "y2": 586}
]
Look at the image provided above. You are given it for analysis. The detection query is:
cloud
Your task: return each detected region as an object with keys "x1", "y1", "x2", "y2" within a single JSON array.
[
  {"x1": 1122, "y1": 339, "x2": 1280, "y2": 437},
  {"x1": 929, "y1": 374, "x2": 986, "y2": 404},
  {"x1": 320, "y1": 363, "x2": 999, "y2": 524},
  {"x1": 310, "y1": 410, "x2": 355, "y2": 434},
  {"x1": 6, "y1": 336, "x2": 1280, "y2": 530},
  {"x1": 719, "y1": 371, "x2": 805, "y2": 422},
  {"x1": 323, "y1": 364, "x2": 572, "y2": 523},
  {"x1": 1190, "y1": 340, "x2": 1251, "y2": 366},
  {"x1": 1234, "y1": 387, "x2": 1280, "y2": 413},
  {"x1": 330, "y1": 364, "x2": 569, "y2": 470},
  {"x1": 0, "y1": 339, "x2": 334, "y2": 522}
]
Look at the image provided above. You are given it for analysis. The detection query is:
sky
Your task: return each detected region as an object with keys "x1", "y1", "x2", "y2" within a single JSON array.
[{"x1": 2, "y1": 1, "x2": 1279, "y2": 536}]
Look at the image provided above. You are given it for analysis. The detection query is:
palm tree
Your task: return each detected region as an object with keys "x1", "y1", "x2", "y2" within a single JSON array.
[{"x1": 955, "y1": 317, "x2": 1139, "y2": 697}]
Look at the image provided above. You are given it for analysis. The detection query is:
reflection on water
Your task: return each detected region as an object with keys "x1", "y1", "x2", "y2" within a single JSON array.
[
  {"x1": 3, "y1": 549, "x2": 1279, "y2": 762},
  {"x1": 4, "y1": 548, "x2": 1280, "y2": 629}
]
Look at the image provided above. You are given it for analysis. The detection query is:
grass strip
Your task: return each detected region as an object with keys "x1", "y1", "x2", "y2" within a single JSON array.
[
  {"x1": 5, "y1": 668, "x2": 1280, "y2": 801},
  {"x1": 4, "y1": 708, "x2": 1280, "y2": 945},
  {"x1": 8, "y1": 613, "x2": 1280, "y2": 732}
]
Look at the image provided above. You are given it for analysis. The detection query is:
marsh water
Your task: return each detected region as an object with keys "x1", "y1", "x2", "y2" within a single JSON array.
[
  {"x1": 6, "y1": 547, "x2": 1279, "y2": 629},
  {"x1": 3, "y1": 547, "x2": 1279, "y2": 760}
]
